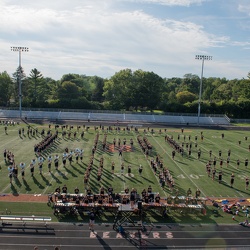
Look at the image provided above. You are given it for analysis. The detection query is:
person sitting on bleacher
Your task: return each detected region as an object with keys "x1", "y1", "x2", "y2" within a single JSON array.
[
  {"x1": 107, "y1": 186, "x2": 113, "y2": 196},
  {"x1": 62, "y1": 195, "x2": 67, "y2": 203},
  {"x1": 141, "y1": 189, "x2": 147, "y2": 198},
  {"x1": 124, "y1": 187, "x2": 129, "y2": 194},
  {"x1": 155, "y1": 193, "x2": 161, "y2": 203},
  {"x1": 75, "y1": 197, "x2": 80, "y2": 205},
  {"x1": 74, "y1": 187, "x2": 79, "y2": 194},
  {"x1": 87, "y1": 188, "x2": 92, "y2": 196},
  {"x1": 114, "y1": 193, "x2": 121, "y2": 203},
  {"x1": 144, "y1": 193, "x2": 149, "y2": 204},
  {"x1": 148, "y1": 185, "x2": 152, "y2": 194},
  {"x1": 99, "y1": 186, "x2": 105, "y2": 196},
  {"x1": 62, "y1": 185, "x2": 68, "y2": 193}
]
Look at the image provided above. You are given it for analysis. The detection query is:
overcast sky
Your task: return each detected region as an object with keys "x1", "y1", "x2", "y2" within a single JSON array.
[{"x1": 0, "y1": 0, "x2": 250, "y2": 80}]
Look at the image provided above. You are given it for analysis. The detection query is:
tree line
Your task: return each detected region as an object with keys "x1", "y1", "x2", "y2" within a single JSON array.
[{"x1": 0, "y1": 68, "x2": 249, "y2": 118}]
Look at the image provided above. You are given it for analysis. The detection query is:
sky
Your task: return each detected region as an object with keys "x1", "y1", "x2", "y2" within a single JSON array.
[{"x1": 0, "y1": 0, "x2": 250, "y2": 80}]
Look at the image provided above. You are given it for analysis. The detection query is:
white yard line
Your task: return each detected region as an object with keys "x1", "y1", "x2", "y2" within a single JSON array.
[
  {"x1": 150, "y1": 134, "x2": 207, "y2": 197},
  {"x1": 132, "y1": 132, "x2": 168, "y2": 197}
]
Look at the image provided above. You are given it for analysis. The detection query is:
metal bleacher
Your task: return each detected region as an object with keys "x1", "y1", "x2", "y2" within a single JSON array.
[{"x1": 0, "y1": 109, "x2": 230, "y2": 126}]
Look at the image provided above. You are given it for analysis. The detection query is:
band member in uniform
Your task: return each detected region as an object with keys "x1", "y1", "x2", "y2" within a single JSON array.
[
  {"x1": 19, "y1": 162, "x2": 26, "y2": 179},
  {"x1": 245, "y1": 159, "x2": 248, "y2": 168},
  {"x1": 30, "y1": 162, "x2": 35, "y2": 177},
  {"x1": 246, "y1": 177, "x2": 249, "y2": 190},
  {"x1": 195, "y1": 189, "x2": 201, "y2": 198},
  {"x1": 74, "y1": 187, "x2": 80, "y2": 194},
  {"x1": 218, "y1": 171, "x2": 223, "y2": 184},
  {"x1": 8, "y1": 166, "x2": 13, "y2": 183},
  {"x1": 147, "y1": 185, "x2": 152, "y2": 194},
  {"x1": 230, "y1": 173, "x2": 235, "y2": 188},
  {"x1": 121, "y1": 163, "x2": 124, "y2": 175},
  {"x1": 54, "y1": 154, "x2": 59, "y2": 170},
  {"x1": 38, "y1": 156, "x2": 44, "y2": 174},
  {"x1": 111, "y1": 161, "x2": 115, "y2": 174},
  {"x1": 75, "y1": 149, "x2": 79, "y2": 163},
  {"x1": 62, "y1": 184, "x2": 68, "y2": 193},
  {"x1": 48, "y1": 155, "x2": 52, "y2": 172},
  {"x1": 79, "y1": 149, "x2": 84, "y2": 161},
  {"x1": 68, "y1": 150, "x2": 73, "y2": 165},
  {"x1": 62, "y1": 152, "x2": 68, "y2": 167},
  {"x1": 236, "y1": 159, "x2": 240, "y2": 168},
  {"x1": 155, "y1": 193, "x2": 160, "y2": 203},
  {"x1": 21, "y1": 166, "x2": 25, "y2": 179},
  {"x1": 99, "y1": 186, "x2": 105, "y2": 197},
  {"x1": 138, "y1": 165, "x2": 143, "y2": 176}
]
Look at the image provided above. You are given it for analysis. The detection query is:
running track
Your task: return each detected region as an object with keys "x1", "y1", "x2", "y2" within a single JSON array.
[{"x1": 1, "y1": 222, "x2": 250, "y2": 249}]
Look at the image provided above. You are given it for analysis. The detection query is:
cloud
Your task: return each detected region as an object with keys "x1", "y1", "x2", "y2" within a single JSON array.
[
  {"x1": 0, "y1": 0, "x2": 246, "y2": 79},
  {"x1": 238, "y1": 3, "x2": 250, "y2": 16},
  {"x1": 118, "y1": 0, "x2": 206, "y2": 6}
]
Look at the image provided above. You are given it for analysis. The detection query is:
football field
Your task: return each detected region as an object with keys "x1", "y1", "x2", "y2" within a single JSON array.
[{"x1": 0, "y1": 121, "x2": 249, "y2": 200}]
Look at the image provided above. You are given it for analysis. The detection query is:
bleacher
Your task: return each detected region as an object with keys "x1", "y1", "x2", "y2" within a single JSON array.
[{"x1": 0, "y1": 109, "x2": 230, "y2": 126}]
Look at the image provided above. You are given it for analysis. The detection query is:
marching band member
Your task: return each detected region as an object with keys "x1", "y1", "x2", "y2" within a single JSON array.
[
  {"x1": 79, "y1": 149, "x2": 84, "y2": 161},
  {"x1": 62, "y1": 152, "x2": 68, "y2": 167},
  {"x1": 38, "y1": 156, "x2": 44, "y2": 174},
  {"x1": 19, "y1": 162, "x2": 26, "y2": 179},
  {"x1": 155, "y1": 193, "x2": 161, "y2": 203},
  {"x1": 47, "y1": 155, "x2": 53, "y2": 172},
  {"x1": 68, "y1": 150, "x2": 74, "y2": 165},
  {"x1": 75, "y1": 148, "x2": 80, "y2": 163},
  {"x1": 8, "y1": 166, "x2": 13, "y2": 183},
  {"x1": 54, "y1": 154, "x2": 59, "y2": 170}
]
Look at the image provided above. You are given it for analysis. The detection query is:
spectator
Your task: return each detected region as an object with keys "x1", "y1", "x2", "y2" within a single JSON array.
[{"x1": 89, "y1": 209, "x2": 95, "y2": 231}]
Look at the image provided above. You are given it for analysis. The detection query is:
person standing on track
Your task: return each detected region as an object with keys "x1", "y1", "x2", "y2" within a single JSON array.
[{"x1": 89, "y1": 209, "x2": 95, "y2": 231}]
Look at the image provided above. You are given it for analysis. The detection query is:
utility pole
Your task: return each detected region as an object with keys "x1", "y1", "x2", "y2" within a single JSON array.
[
  {"x1": 195, "y1": 55, "x2": 212, "y2": 125},
  {"x1": 11, "y1": 46, "x2": 29, "y2": 119}
]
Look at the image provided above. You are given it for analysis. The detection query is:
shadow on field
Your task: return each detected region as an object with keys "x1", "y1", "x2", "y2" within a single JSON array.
[
  {"x1": 56, "y1": 170, "x2": 68, "y2": 180},
  {"x1": 41, "y1": 174, "x2": 50, "y2": 186},
  {"x1": 10, "y1": 183, "x2": 18, "y2": 194},
  {"x1": 71, "y1": 164, "x2": 84, "y2": 175},
  {"x1": 23, "y1": 179, "x2": 31, "y2": 191},
  {"x1": 32, "y1": 176, "x2": 45, "y2": 189},
  {"x1": 63, "y1": 165, "x2": 77, "y2": 177},
  {"x1": 50, "y1": 172, "x2": 62, "y2": 184}
]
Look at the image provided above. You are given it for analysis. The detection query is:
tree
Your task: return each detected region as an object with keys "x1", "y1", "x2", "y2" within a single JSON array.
[
  {"x1": 0, "y1": 71, "x2": 13, "y2": 106},
  {"x1": 176, "y1": 91, "x2": 196, "y2": 104},
  {"x1": 133, "y1": 70, "x2": 164, "y2": 111},
  {"x1": 90, "y1": 76, "x2": 105, "y2": 102},
  {"x1": 103, "y1": 69, "x2": 134, "y2": 110},
  {"x1": 180, "y1": 74, "x2": 200, "y2": 94},
  {"x1": 12, "y1": 66, "x2": 26, "y2": 105},
  {"x1": 57, "y1": 81, "x2": 80, "y2": 100},
  {"x1": 28, "y1": 68, "x2": 44, "y2": 106}
]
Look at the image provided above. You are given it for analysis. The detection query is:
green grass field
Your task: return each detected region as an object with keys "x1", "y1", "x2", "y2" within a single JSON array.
[{"x1": 0, "y1": 121, "x2": 249, "y2": 200}]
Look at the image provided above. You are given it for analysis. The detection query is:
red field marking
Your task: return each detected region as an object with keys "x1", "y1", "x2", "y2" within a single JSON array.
[{"x1": 107, "y1": 144, "x2": 132, "y2": 153}]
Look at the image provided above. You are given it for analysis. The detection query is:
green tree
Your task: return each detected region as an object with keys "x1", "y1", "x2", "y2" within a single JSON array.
[
  {"x1": 12, "y1": 66, "x2": 26, "y2": 105},
  {"x1": 0, "y1": 71, "x2": 13, "y2": 106},
  {"x1": 103, "y1": 69, "x2": 134, "y2": 110},
  {"x1": 27, "y1": 68, "x2": 45, "y2": 106},
  {"x1": 57, "y1": 81, "x2": 80, "y2": 100},
  {"x1": 90, "y1": 76, "x2": 105, "y2": 102},
  {"x1": 133, "y1": 70, "x2": 164, "y2": 111},
  {"x1": 176, "y1": 91, "x2": 196, "y2": 104},
  {"x1": 180, "y1": 74, "x2": 200, "y2": 94}
]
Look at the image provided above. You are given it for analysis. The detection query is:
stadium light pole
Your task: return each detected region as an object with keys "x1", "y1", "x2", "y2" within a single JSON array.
[
  {"x1": 195, "y1": 55, "x2": 212, "y2": 125},
  {"x1": 11, "y1": 46, "x2": 29, "y2": 119}
]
